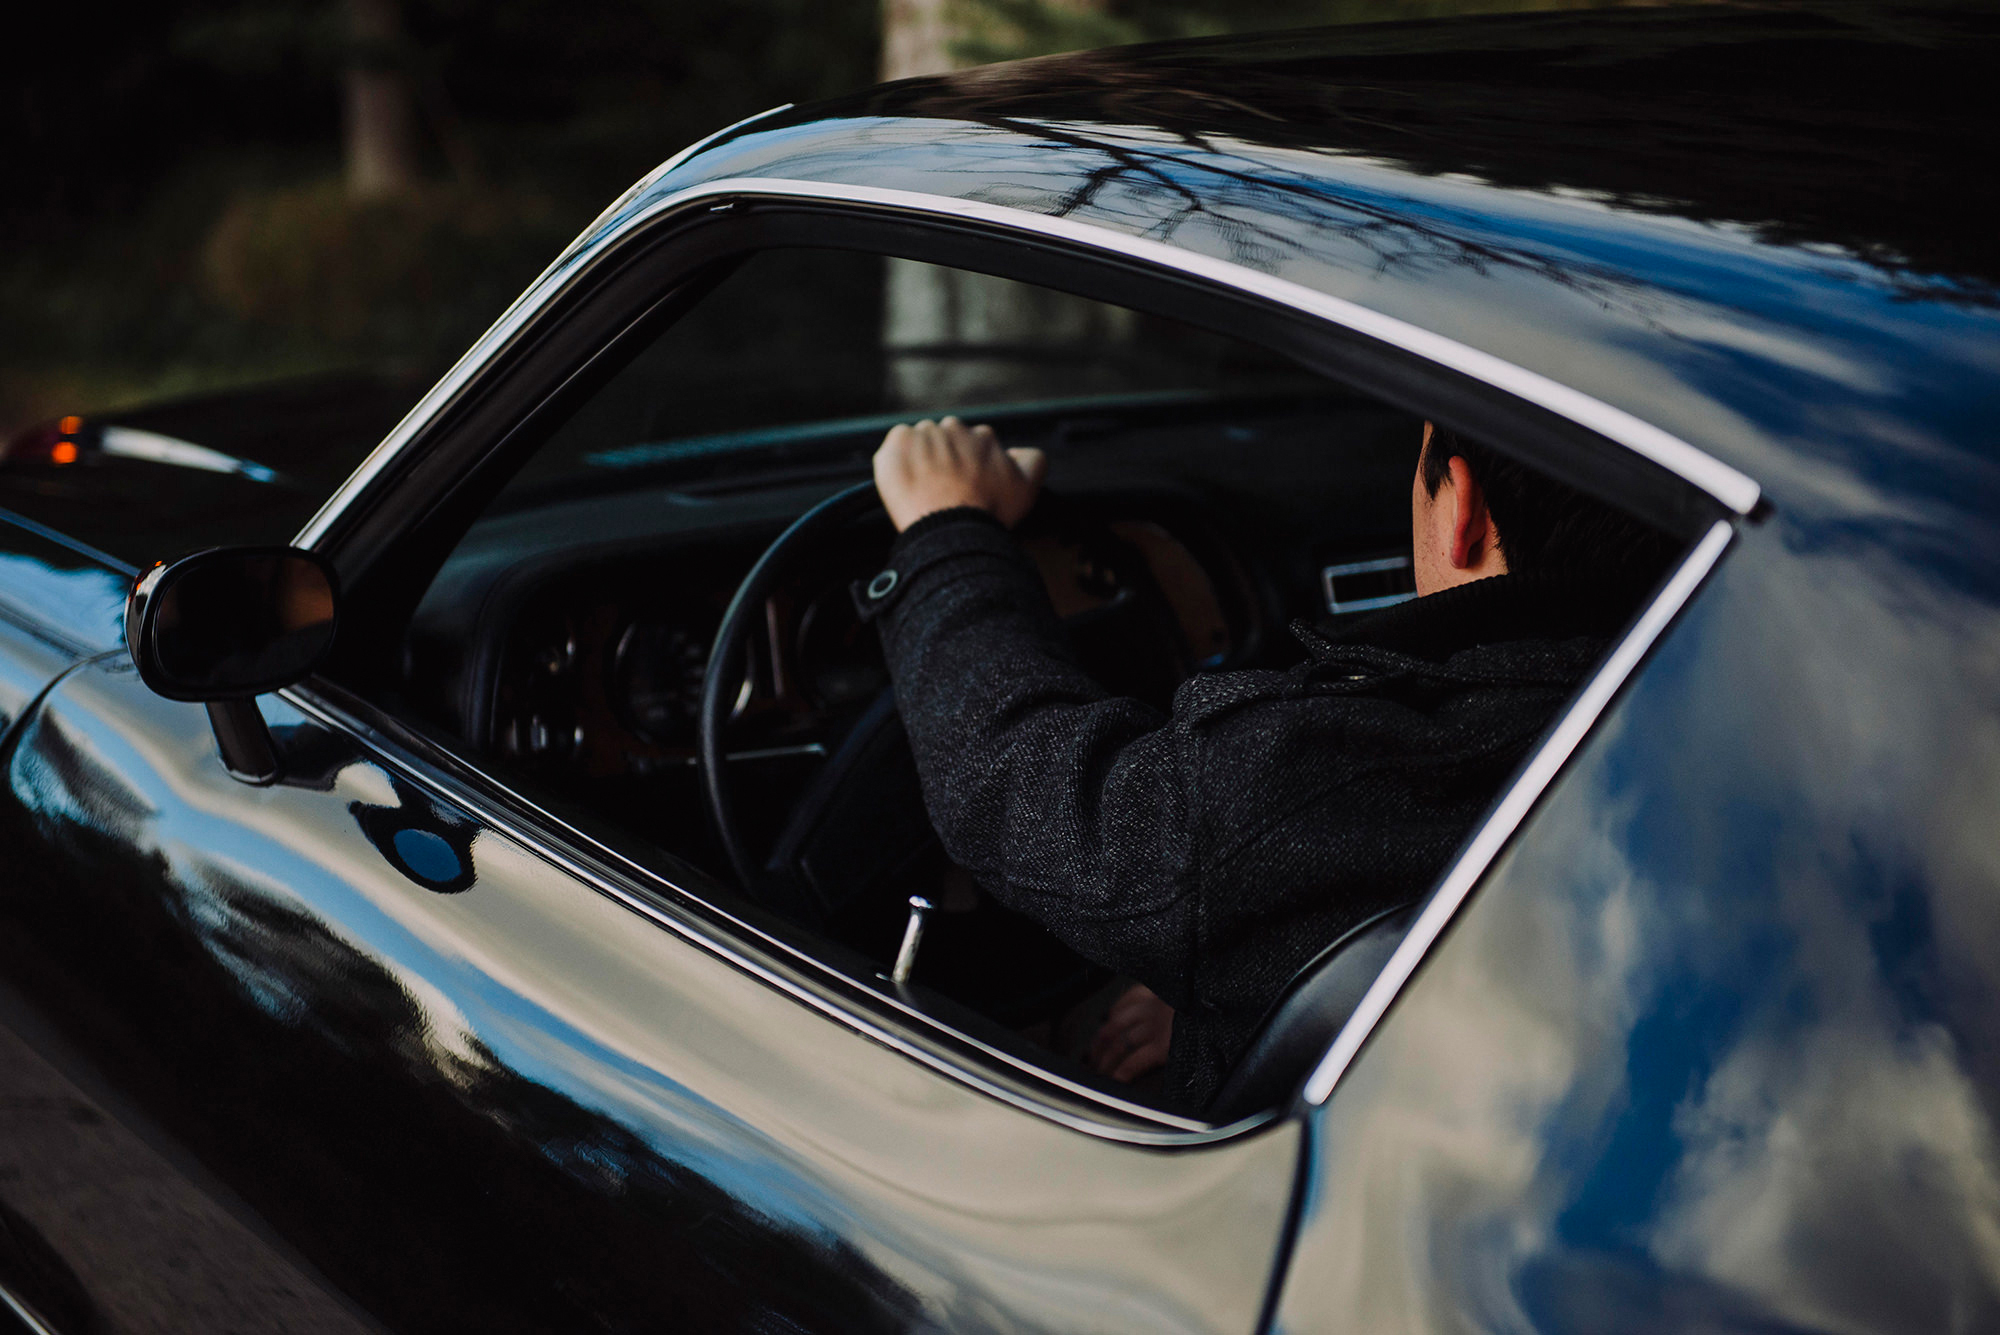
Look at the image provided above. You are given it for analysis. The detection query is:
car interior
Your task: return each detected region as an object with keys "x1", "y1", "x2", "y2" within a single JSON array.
[{"x1": 357, "y1": 243, "x2": 1685, "y2": 1124}]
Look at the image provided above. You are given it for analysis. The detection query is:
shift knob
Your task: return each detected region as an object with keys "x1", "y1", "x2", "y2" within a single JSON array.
[{"x1": 891, "y1": 895, "x2": 934, "y2": 985}]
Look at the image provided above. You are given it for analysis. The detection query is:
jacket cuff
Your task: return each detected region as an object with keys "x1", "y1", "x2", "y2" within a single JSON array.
[
  {"x1": 893, "y1": 505, "x2": 1006, "y2": 550},
  {"x1": 852, "y1": 507, "x2": 1018, "y2": 623}
]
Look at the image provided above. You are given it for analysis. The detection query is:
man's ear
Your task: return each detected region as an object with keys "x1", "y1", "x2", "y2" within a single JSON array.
[{"x1": 1446, "y1": 455, "x2": 1494, "y2": 570}]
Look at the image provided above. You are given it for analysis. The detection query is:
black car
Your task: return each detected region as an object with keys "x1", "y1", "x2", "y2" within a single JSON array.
[{"x1": 2, "y1": 6, "x2": 1997, "y2": 1332}]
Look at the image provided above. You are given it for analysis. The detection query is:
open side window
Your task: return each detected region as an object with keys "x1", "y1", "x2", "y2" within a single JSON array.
[{"x1": 315, "y1": 202, "x2": 1735, "y2": 1130}]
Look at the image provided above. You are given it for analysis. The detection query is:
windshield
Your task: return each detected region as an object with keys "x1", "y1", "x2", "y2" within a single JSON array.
[{"x1": 495, "y1": 248, "x2": 1329, "y2": 508}]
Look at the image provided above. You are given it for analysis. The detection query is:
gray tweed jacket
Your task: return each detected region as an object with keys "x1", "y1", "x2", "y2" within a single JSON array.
[{"x1": 868, "y1": 507, "x2": 1626, "y2": 1112}]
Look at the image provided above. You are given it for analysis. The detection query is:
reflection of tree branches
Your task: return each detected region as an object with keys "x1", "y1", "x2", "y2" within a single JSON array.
[
  {"x1": 920, "y1": 110, "x2": 1678, "y2": 332},
  {"x1": 821, "y1": 5, "x2": 2000, "y2": 305}
]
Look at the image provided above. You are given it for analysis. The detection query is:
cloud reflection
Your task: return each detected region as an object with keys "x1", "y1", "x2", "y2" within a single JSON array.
[
  {"x1": 1286, "y1": 523, "x2": 2000, "y2": 1333},
  {"x1": 0, "y1": 550, "x2": 128, "y2": 652}
]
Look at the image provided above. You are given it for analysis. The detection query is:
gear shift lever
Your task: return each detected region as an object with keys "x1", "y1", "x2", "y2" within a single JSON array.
[{"x1": 891, "y1": 895, "x2": 933, "y2": 985}]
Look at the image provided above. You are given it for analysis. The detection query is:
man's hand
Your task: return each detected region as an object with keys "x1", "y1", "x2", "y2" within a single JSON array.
[
  {"x1": 873, "y1": 416, "x2": 1048, "y2": 532},
  {"x1": 1089, "y1": 983, "x2": 1174, "y2": 1084}
]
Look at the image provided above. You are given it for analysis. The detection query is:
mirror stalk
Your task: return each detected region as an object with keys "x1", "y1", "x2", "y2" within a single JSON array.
[{"x1": 206, "y1": 699, "x2": 281, "y2": 785}]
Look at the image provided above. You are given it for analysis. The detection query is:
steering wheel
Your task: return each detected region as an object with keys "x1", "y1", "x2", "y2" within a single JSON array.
[{"x1": 697, "y1": 479, "x2": 1188, "y2": 1010}]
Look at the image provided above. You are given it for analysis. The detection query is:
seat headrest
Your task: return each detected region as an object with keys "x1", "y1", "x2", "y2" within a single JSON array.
[{"x1": 1206, "y1": 903, "x2": 1415, "y2": 1124}]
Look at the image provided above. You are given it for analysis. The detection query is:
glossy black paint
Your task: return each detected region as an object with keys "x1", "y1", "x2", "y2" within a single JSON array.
[
  {"x1": 0, "y1": 515, "x2": 130, "y2": 659},
  {"x1": 0, "y1": 667, "x2": 1294, "y2": 1332},
  {"x1": 0, "y1": 667, "x2": 911, "y2": 1332},
  {"x1": 646, "y1": 42, "x2": 2000, "y2": 1325},
  {"x1": 829, "y1": 5, "x2": 1998, "y2": 295},
  {"x1": 0, "y1": 6, "x2": 1995, "y2": 1332}
]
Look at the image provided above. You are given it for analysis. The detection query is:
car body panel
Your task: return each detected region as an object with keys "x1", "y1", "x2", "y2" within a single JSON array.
[
  {"x1": 0, "y1": 660, "x2": 1297, "y2": 1332},
  {"x1": 1276, "y1": 514, "x2": 2000, "y2": 1331}
]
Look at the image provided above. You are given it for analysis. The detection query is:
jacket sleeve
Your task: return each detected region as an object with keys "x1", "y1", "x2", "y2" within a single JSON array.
[{"x1": 868, "y1": 508, "x2": 1203, "y2": 1004}]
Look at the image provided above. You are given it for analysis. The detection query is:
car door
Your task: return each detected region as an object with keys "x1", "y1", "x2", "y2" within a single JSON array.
[
  {"x1": 1, "y1": 659, "x2": 1297, "y2": 1334},
  {"x1": 0, "y1": 208, "x2": 1307, "y2": 1334}
]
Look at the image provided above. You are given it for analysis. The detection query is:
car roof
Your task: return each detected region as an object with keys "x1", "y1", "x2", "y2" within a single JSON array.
[{"x1": 621, "y1": 2, "x2": 1998, "y2": 546}]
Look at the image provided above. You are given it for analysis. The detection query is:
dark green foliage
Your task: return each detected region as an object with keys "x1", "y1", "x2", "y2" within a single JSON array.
[{"x1": 1, "y1": 0, "x2": 882, "y2": 427}]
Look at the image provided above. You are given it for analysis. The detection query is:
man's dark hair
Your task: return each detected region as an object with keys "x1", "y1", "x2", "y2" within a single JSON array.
[{"x1": 1421, "y1": 424, "x2": 1680, "y2": 588}]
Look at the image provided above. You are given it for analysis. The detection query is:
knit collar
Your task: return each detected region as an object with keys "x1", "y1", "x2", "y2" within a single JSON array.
[{"x1": 1310, "y1": 570, "x2": 1645, "y2": 663}]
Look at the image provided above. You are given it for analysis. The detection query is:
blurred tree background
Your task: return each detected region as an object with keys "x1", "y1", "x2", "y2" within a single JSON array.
[{"x1": 2, "y1": 0, "x2": 1630, "y2": 434}]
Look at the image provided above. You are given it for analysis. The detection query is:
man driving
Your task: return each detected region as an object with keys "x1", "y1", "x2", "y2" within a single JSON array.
[{"x1": 863, "y1": 415, "x2": 1674, "y2": 1112}]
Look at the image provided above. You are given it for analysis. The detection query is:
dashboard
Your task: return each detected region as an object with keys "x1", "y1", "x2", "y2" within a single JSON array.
[{"x1": 451, "y1": 501, "x2": 1258, "y2": 787}]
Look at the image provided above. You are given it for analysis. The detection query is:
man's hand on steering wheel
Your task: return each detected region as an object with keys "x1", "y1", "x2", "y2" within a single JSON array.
[{"x1": 873, "y1": 417, "x2": 1048, "y2": 532}]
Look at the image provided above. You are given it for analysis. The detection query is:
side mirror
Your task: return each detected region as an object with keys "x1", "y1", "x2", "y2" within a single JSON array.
[{"x1": 126, "y1": 547, "x2": 339, "y2": 783}]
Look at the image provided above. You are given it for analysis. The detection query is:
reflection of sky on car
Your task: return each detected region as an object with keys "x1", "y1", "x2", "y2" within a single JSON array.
[
  {"x1": 1282, "y1": 529, "x2": 2000, "y2": 1333},
  {"x1": 0, "y1": 549, "x2": 130, "y2": 651},
  {"x1": 447, "y1": 824, "x2": 1281, "y2": 1330},
  {"x1": 8, "y1": 93, "x2": 1990, "y2": 1326}
]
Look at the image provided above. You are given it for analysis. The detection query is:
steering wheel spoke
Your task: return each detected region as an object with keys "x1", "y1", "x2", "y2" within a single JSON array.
[{"x1": 700, "y1": 482, "x2": 885, "y2": 892}]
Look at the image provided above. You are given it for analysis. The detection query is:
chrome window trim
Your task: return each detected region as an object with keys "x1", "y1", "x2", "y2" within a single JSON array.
[
  {"x1": 570, "y1": 105, "x2": 794, "y2": 263},
  {"x1": 295, "y1": 175, "x2": 1760, "y2": 549},
  {"x1": 278, "y1": 679, "x2": 1238, "y2": 1144},
  {"x1": 1300, "y1": 518, "x2": 1736, "y2": 1105},
  {"x1": 285, "y1": 163, "x2": 1759, "y2": 1132}
]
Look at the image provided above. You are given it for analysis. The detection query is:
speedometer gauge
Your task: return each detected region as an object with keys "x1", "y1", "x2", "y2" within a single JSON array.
[{"x1": 610, "y1": 620, "x2": 709, "y2": 746}]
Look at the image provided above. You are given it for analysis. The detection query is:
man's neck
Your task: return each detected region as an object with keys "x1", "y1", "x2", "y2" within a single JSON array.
[{"x1": 1414, "y1": 553, "x2": 1508, "y2": 598}]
